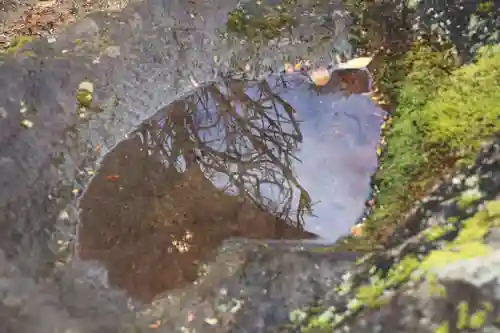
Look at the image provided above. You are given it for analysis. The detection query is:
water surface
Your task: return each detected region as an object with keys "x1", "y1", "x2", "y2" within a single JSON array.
[{"x1": 78, "y1": 73, "x2": 386, "y2": 302}]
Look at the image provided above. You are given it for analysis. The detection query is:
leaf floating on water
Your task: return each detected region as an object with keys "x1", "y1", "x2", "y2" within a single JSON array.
[
  {"x1": 20, "y1": 119, "x2": 34, "y2": 128},
  {"x1": 309, "y1": 67, "x2": 330, "y2": 86},
  {"x1": 104, "y1": 174, "x2": 120, "y2": 182}
]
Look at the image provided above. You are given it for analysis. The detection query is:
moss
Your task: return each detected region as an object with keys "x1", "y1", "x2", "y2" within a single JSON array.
[
  {"x1": 424, "y1": 223, "x2": 456, "y2": 242},
  {"x1": 3, "y1": 35, "x2": 36, "y2": 54},
  {"x1": 420, "y1": 206, "x2": 493, "y2": 272},
  {"x1": 225, "y1": 0, "x2": 297, "y2": 43},
  {"x1": 76, "y1": 81, "x2": 94, "y2": 108},
  {"x1": 435, "y1": 321, "x2": 449, "y2": 333},
  {"x1": 469, "y1": 310, "x2": 488, "y2": 329},
  {"x1": 76, "y1": 90, "x2": 93, "y2": 108},
  {"x1": 426, "y1": 273, "x2": 447, "y2": 297},
  {"x1": 364, "y1": 44, "x2": 500, "y2": 240},
  {"x1": 486, "y1": 201, "x2": 500, "y2": 219},
  {"x1": 454, "y1": 301, "x2": 492, "y2": 330},
  {"x1": 456, "y1": 190, "x2": 482, "y2": 209},
  {"x1": 456, "y1": 301, "x2": 469, "y2": 329}
]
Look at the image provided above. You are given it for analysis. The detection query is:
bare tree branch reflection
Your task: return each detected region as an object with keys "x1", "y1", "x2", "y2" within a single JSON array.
[{"x1": 136, "y1": 76, "x2": 314, "y2": 227}]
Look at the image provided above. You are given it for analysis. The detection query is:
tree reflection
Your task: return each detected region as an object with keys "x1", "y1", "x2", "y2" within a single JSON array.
[
  {"x1": 135, "y1": 76, "x2": 313, "y2": 226},
  {"x1": 78, "y1": 75, "x2": 316, "y2": 302}
]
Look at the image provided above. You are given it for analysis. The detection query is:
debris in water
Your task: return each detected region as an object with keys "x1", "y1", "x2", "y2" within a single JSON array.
[
  {"x1": 335, "y1": 56, "x2": 373, "y2": 70},
  {"x1": 58, "y1": 210, "x2": 70, "y2": 221},
  {"x1": 309, "y1": 67, "x2": 330, "y2": 86},
  {"x1": 20, "y1": 119, "x2": 34, "y2": 128},
  {"x1": 148, "y1": 320, "x2": 161, "y2": 329},
  {"x1": 104, "y1": 174, "x2": 120, "y2": 182},
  {"x1": 351, "y1": 223, "x2": 364, "y2": 237},
  {"x1": 229, "y1": 299, "x2": 243, "y2": 313}
]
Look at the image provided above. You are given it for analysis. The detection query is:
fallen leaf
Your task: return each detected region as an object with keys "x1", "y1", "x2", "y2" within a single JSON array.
[
  {"x1": 351, "y1": 224, "x2": 364, "y2": 237},
  {"x1": 335, "y1": 56, "x2": 373, "y2": 70},
  {"x1": 104, "y1": 174, "x2": 120, "y2": 182},
  {"x1": 309, "y1": 67, "x2": 330, "y2": 86}
]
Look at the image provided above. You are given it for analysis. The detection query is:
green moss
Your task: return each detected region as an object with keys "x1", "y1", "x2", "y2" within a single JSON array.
[
  {"x1": 76, "y1": 81, "x2": 94, "y2": 108},
  {"x1": 225, "y1": 0, "x2": 297, "y2": 43},
  {"x1": 454, "y1": 301, "x2": 492, "y2": 329},
  {"x1": 420, "y1": 46, "x2": 500, "y2": 155},
  {"x1": 457, "y1": 301, "x2": 469, "y2": 329},
  {"x1": 76, "y1": 90, "x2": 93, "y2": 108},
  {"x1": 364, "y1": 44, "x2": 500, "y2": 238},
  {"x1": 435, "y1": 321, "x2": 449, "y2": 333},
  {"x1": 486, "y1": 201, "x2": 500, "y2": 219},
  {"x1": 424, "y1": 223, "x2": 456, "y2": 242},
  {"x1": 3, "y1": 35, "x2": 36, "y2": 54},
  {"x1": 421, "y1": 242, "x2": 492, "y2": 272},
  {"x1": 420, "y1": 207, "x2": 493, "y2": 272},
  {"x1": 469, "y1": 310, "x2": 488, "y2": 329},
  {"x1": 354, "y1": 254, "x2": 420, "y2": 310},
  {"x1": 426, "y1": 273, "x2": 447, "y2": 297},
  {"x1": 457, "y1": 191, "x2": 482, "y2": 209}
]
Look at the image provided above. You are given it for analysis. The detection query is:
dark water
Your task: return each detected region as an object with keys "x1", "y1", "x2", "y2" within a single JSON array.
[{"x1": 77, "y1": 73, "x2": 385, "y2": 302}]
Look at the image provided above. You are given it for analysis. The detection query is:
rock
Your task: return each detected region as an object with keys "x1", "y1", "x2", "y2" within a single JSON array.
[
  {"x1": 0, "y1": 0, "x2": 356, "y2": 332},
  {"x1": 293, "y1": 134, "x2": 500, "y2": 333},
  {"x1": 2, "y1": 295, "x2": 22, "y2": 308}
]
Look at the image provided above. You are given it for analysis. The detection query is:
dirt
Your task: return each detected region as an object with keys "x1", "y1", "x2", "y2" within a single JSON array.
[{"x1": 0, "y1": 0, "x2": 131, "y2": 50}]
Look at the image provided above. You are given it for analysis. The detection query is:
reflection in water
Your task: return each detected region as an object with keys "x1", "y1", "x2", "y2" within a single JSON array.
[{"x1": 78, "y1": 73, "x2": 385, "y2": 302}]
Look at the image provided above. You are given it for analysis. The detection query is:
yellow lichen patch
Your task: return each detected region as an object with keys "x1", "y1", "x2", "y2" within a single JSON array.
[
  {"x1": 435, "y1": 321, "x2": 449, "y2": 333},
  {"x1": 426, "y1": 273, "x2": 446, "y2": 297},
  {"x1": 356, "y1": 255, "x2": 420, "y2": 304},
  {"x1": 456, "y1": 189, "x2": 483, "y2": 209},
  {"x1": 454, "y1": 300, "x2": 493, "y2": 330},
  {"x1": 424, "y1": 223, "x2": 456, "y2": 242}
]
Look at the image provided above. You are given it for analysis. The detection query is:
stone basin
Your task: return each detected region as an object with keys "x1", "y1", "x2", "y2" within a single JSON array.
[{"x1": 0, "y1": 0, "x2": 385, "y2": 331}]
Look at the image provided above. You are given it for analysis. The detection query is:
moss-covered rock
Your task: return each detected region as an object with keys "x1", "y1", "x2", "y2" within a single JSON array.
[{"x1": 289, "y1": 133, "x2": 500, "y2": 333}]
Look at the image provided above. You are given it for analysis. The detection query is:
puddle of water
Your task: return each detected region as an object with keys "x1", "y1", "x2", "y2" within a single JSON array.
[{"x1": 77, "y1": 73, "x2": 386, "y2": 302}]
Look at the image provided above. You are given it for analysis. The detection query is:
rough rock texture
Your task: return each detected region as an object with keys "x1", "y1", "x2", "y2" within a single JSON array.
[
  {"x1": 292, "y1": 135, "x2": 500, "y2": 333},
  {"x1": 1, "y1": 0, "x2": 500, "y2": 332},
  {"x1": 0, "y1": 0, "x2": 358, "y2": 332},
  {"x1": 410, "y1": 0, "x2": 500, "y2": 63}
]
